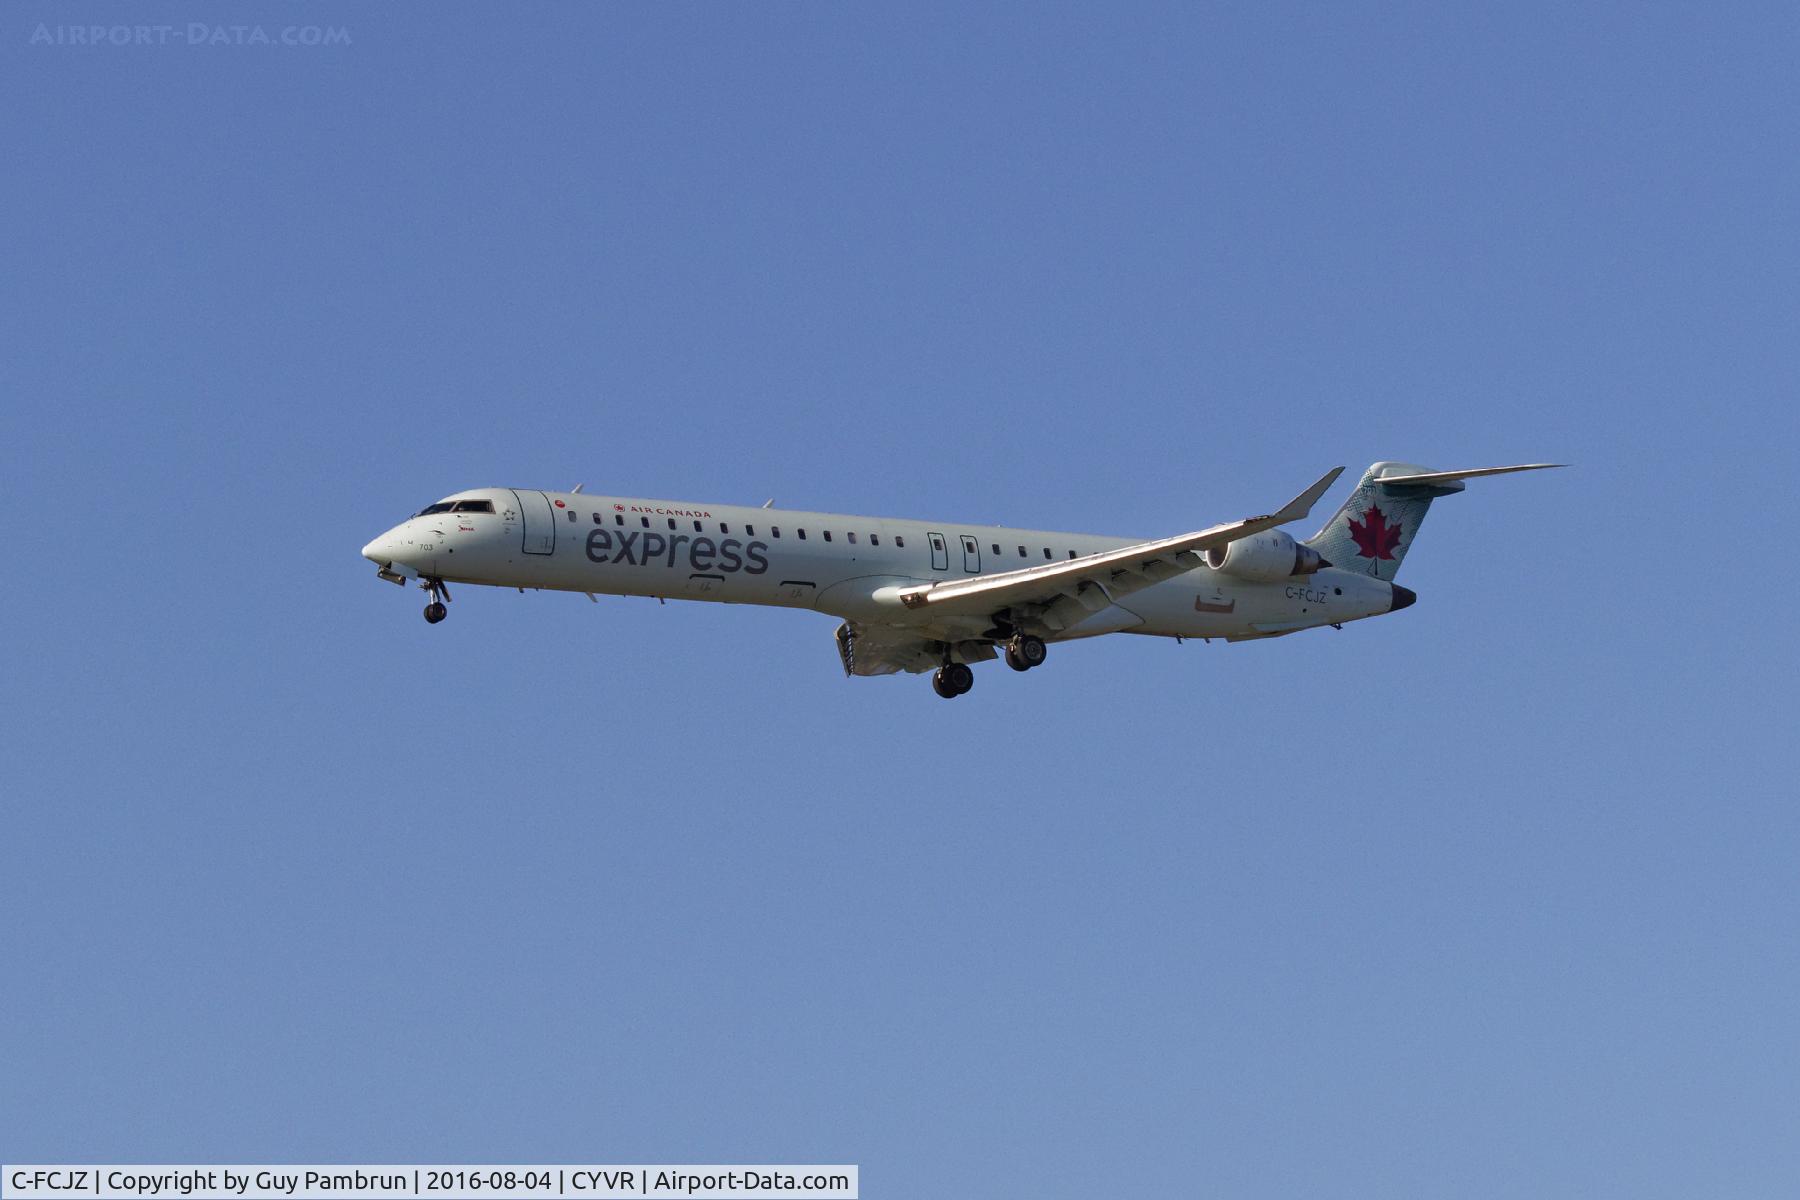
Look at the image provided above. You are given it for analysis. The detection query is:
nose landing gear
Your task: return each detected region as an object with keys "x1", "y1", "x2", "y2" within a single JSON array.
[{"x1": 421, "y1": 578, "x2": 451, "y2": 624}]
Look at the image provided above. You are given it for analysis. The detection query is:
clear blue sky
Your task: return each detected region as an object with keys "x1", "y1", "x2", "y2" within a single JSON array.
[{"x1": 4, "y1": 4, "x2": 1796, "y2": 1196}]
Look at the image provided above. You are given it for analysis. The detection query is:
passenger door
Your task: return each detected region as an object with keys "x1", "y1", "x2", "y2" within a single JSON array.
[
  {"x1": 960, "y1": 534, "x2": 981, "y2": 573},
  {"x1": 512, "y1": 489, "x2": 556, "y2": 555}
]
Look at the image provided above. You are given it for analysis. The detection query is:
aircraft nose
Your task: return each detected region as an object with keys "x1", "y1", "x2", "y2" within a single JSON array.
[
  {"x1": 362, "y1": 531, "x2": 400, "y2": 564},
  {"x1": 1389, "y1": 583, "x2": 1418, "y2": 612}
]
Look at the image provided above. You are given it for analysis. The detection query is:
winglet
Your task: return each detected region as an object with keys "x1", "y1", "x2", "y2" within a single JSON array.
[{"x1": 1272, "y1": 467, "x2": 1345, "y2": 525}]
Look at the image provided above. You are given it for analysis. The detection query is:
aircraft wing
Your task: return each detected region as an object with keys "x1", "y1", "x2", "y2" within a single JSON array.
[{"x1": 888, "y1": 467, "x2": 1343, "y2": 624}]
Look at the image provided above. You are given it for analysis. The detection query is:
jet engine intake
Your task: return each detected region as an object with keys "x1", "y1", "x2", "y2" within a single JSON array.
[{"x1": 1204, "y1": 530, "x2": 1329, "y2": 582}]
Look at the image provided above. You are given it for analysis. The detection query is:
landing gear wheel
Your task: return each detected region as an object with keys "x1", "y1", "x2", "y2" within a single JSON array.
[
  {"x1": 932, "y1": 663, "x2": 974, "y2": 698},
  {"x1": 420, "y1": 577, "x2": 451, "y2": 624},
  {"x1": 1006, "y1": 635, "x2": 1047, "y2": 671}
]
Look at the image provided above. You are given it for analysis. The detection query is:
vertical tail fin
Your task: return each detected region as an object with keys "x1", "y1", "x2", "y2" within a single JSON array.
[
  {"x1": 1306, "y1": 462, "x2": 1440, "y2": 581},
  {"x1": 1305, "y1": 461, "x2": 1565, "y2": 580}
]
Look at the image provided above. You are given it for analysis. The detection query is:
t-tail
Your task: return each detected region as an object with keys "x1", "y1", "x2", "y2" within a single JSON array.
[{"x1": 1306, "y1": 461, "x2": 1565, "y2": 581}]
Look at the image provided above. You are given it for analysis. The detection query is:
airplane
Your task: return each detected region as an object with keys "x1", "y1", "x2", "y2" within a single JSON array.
[{"x1": 361, "y1": 461, "x2": 1562, "y2": 698}]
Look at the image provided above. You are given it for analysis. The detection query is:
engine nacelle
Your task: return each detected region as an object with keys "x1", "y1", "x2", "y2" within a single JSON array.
[{"x1": 1204, "y1": 530, "x2": 1328, "y2": 582}]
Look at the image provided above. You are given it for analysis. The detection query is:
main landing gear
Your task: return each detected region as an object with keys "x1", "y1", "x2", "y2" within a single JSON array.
[
  {"x1": 1004, "y1": 634, "x2": 1047, "y2": 672},
  {"x1": 931, "y1": 634, "x2": 1049, "y2": 698},
  {"x1": 421, "y1": 577, "x2": 451, "y2": 624},
  {"x1": 932, "y1": 662, "x2": 974, "y2": 699}
]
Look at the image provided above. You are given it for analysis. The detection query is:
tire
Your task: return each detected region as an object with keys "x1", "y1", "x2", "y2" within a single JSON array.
[
  {"x1": 944, "y1": 662, "x2": 974, "y2": 695},
  {"x1": 1017, "y1": 635, "x2": 1047, "y2": 667},
  {"x1": 931, "y1": 669, "x2": 959, "y2": 699},
  {"x1": 1005, "y1": 648, "x2": 1031, "y2": 672},
  {"x1": 424, "y1": 602, "x2": 447, "y2": 624}
]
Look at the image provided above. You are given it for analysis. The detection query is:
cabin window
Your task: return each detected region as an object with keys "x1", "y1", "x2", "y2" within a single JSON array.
[
  {"x1": 823, "y1": 531, "x2": 832, "y2": 542},
  {"x1": 451, "y1": 500, "x2": 494, "y2": 514},
  {"x1": 593, "y1": 513, "x2": 603, "y2": 525},
  {"x1": 895, "y1": 536, "x2": 905, "y2": 548},
  {"x1": 847, "y1": 532, "x2": 857, "y2": 544},
  {"x1": 668, "y1": 518, "x2": 677, "y2": 530},
  {"x1": 1043, "y1": 547, "x2": 1052, "y2": 559},
  {"x1": 720, "y1": 523, "x2": 730, "y2": 534},
  {"x1": 616, "y1": 514, "x2": 625, "y2": 526},
  {"x1": 567, "y1": 509, "x2": 577, "y2": 523},
  {"x1": 992, "y1": 543, "x2": 1001, "y2": 555},
  {"x1": 1068, "y1": 550, "x2": 1077, "y2": 558},
  {"x1": 1018, "y1": 546, "x2": 1027, "y2": 557},
  {"x1": 771, "y1": 527, "x2": 781, "y2": 538},
  {"x1": 798, "y1": 529, "x2": 807, "y2": 540},
  {"x1": 641, "y1": 517, "x2": 650, "y2": 528},
  {"x1": 870, "y1": 534, "x2": 880, "y2": 546},
  {"x1": 746, "y1": 524, "x2": 756, "y2": 536},
  {"x1": 693, "y1": 520, "x2": 703, "y2": 532}
]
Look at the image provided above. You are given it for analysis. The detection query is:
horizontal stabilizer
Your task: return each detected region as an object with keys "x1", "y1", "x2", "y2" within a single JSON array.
[
  {"x1": 1309, "y1": 459, "x2": 1562, "y2": 581},
  {"x1": 1377, "y1": 463, "x2": 1566, "y2": 487}
]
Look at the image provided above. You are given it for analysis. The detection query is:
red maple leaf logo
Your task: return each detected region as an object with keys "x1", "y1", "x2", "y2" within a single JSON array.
[{"x1": 1348, "y1": 506, "x2": 1403, "y2": 559}]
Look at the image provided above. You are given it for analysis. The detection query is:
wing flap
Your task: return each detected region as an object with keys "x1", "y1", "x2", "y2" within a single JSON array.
[{"x1": 837, "y1": 621, "x2": 995, "y2": 676}]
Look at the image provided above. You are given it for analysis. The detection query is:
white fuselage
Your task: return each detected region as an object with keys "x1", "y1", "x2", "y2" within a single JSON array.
[{"x1": 361, "y1": 487, "x2": 1400, "y2": 642}]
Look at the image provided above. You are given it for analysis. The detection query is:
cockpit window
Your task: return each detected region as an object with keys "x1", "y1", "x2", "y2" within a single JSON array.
[
  {"x1": 452, "y1": 500, "x2": 494, "y2": 514},
  {"x1": 417, "y1": 502, "x2": 456, "y2": 516}
]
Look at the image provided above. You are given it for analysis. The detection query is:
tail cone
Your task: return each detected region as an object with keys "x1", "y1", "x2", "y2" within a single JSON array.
[{"x1": 1389, "y1": 584, "x2": 1417, "y2": 612}]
